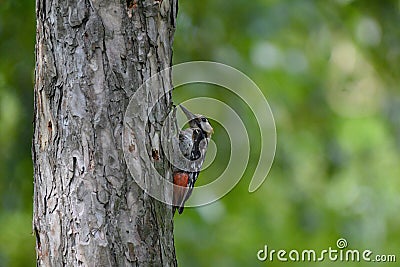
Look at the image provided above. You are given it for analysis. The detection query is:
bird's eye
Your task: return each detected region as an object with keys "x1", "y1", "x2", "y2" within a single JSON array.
[{"x1": 201, "y1": 118, "x2": 207, "y2": 122}]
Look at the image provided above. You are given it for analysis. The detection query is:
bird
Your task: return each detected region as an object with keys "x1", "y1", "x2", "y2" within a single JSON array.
[{"x1": 173, "y1": 105, "x2": 214, "y2": 215}]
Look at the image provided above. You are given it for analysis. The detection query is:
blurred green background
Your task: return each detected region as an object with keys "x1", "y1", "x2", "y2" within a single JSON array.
[{"x1": 1, "y1": 0, "x2": 399, "y2": 266}]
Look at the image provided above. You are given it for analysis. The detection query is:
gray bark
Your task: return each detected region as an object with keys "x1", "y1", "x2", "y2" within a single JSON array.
[{"x1": 33, "y1": 0, "x2": 178, "y2": 266}]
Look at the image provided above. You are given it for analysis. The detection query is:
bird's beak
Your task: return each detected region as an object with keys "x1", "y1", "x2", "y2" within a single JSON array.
[{"x1": 180, "y1": 105, "x2": 196, "y2": 120}]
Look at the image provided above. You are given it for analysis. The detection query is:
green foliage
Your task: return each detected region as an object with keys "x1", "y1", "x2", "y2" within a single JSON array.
[
  {"x1": 0, "y1": 0, "x2": 36, "y2": 266},
  {"x1": 173, "y1": 0, "x2": 400, "y2": 266},
  {"x1": 1, "y1": 0, "x2": 399, "y2": 266}
]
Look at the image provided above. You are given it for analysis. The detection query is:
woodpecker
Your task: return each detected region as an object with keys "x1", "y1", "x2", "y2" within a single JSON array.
[{"x1": 173, "y1": 105, "x2": 213, "y2": 215}]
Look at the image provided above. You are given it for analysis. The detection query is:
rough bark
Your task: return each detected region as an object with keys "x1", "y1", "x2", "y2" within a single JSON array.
[{"x1": 33, "y1": 0, "x2": 178, "y2": 266}]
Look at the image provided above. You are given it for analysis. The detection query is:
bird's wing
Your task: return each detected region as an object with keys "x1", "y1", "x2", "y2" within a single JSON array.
[{"x1": 178, "y1": 128, "x2": 194, "y2": 159}]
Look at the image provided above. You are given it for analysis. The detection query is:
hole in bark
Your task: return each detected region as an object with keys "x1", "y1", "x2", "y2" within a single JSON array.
[
  {"x1": 127, "y1": 0, "x2": 135, "y2": 8},
  {"x1": 47, "y1": 120, "x2": 53, "y2": 140},
  {"x1": 152, "y1": 149, "x2": 160, "y2": 161},
  {"x1": 47, "y1": 120, "x2": 52, "y2": 131},
  {"x1": 128, "y1": 144, "x2": 135, "y2": 152}
]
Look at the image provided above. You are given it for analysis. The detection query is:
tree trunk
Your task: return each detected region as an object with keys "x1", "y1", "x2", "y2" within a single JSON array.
[{"x1": 32, "y1": 0, "x2": 178, "y2": 266}]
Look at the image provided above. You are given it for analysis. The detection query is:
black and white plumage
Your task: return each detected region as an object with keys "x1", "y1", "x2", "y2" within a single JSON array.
[{"x1": 173, "y1": 105, "x2": 213, "y2": 215}]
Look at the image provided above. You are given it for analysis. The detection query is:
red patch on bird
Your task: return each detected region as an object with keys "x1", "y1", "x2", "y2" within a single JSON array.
[
  {"x1": 173, "y1": 172, "x2": 189, "y2": 187},
  {"x1": 173, "y1": 172, "x2": 190, "y2": 208}
]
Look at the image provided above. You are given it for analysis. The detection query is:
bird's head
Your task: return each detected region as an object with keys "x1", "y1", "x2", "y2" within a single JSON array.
[{"x1": 180, "y1": 105, "x2": 214, "y2": 138}]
